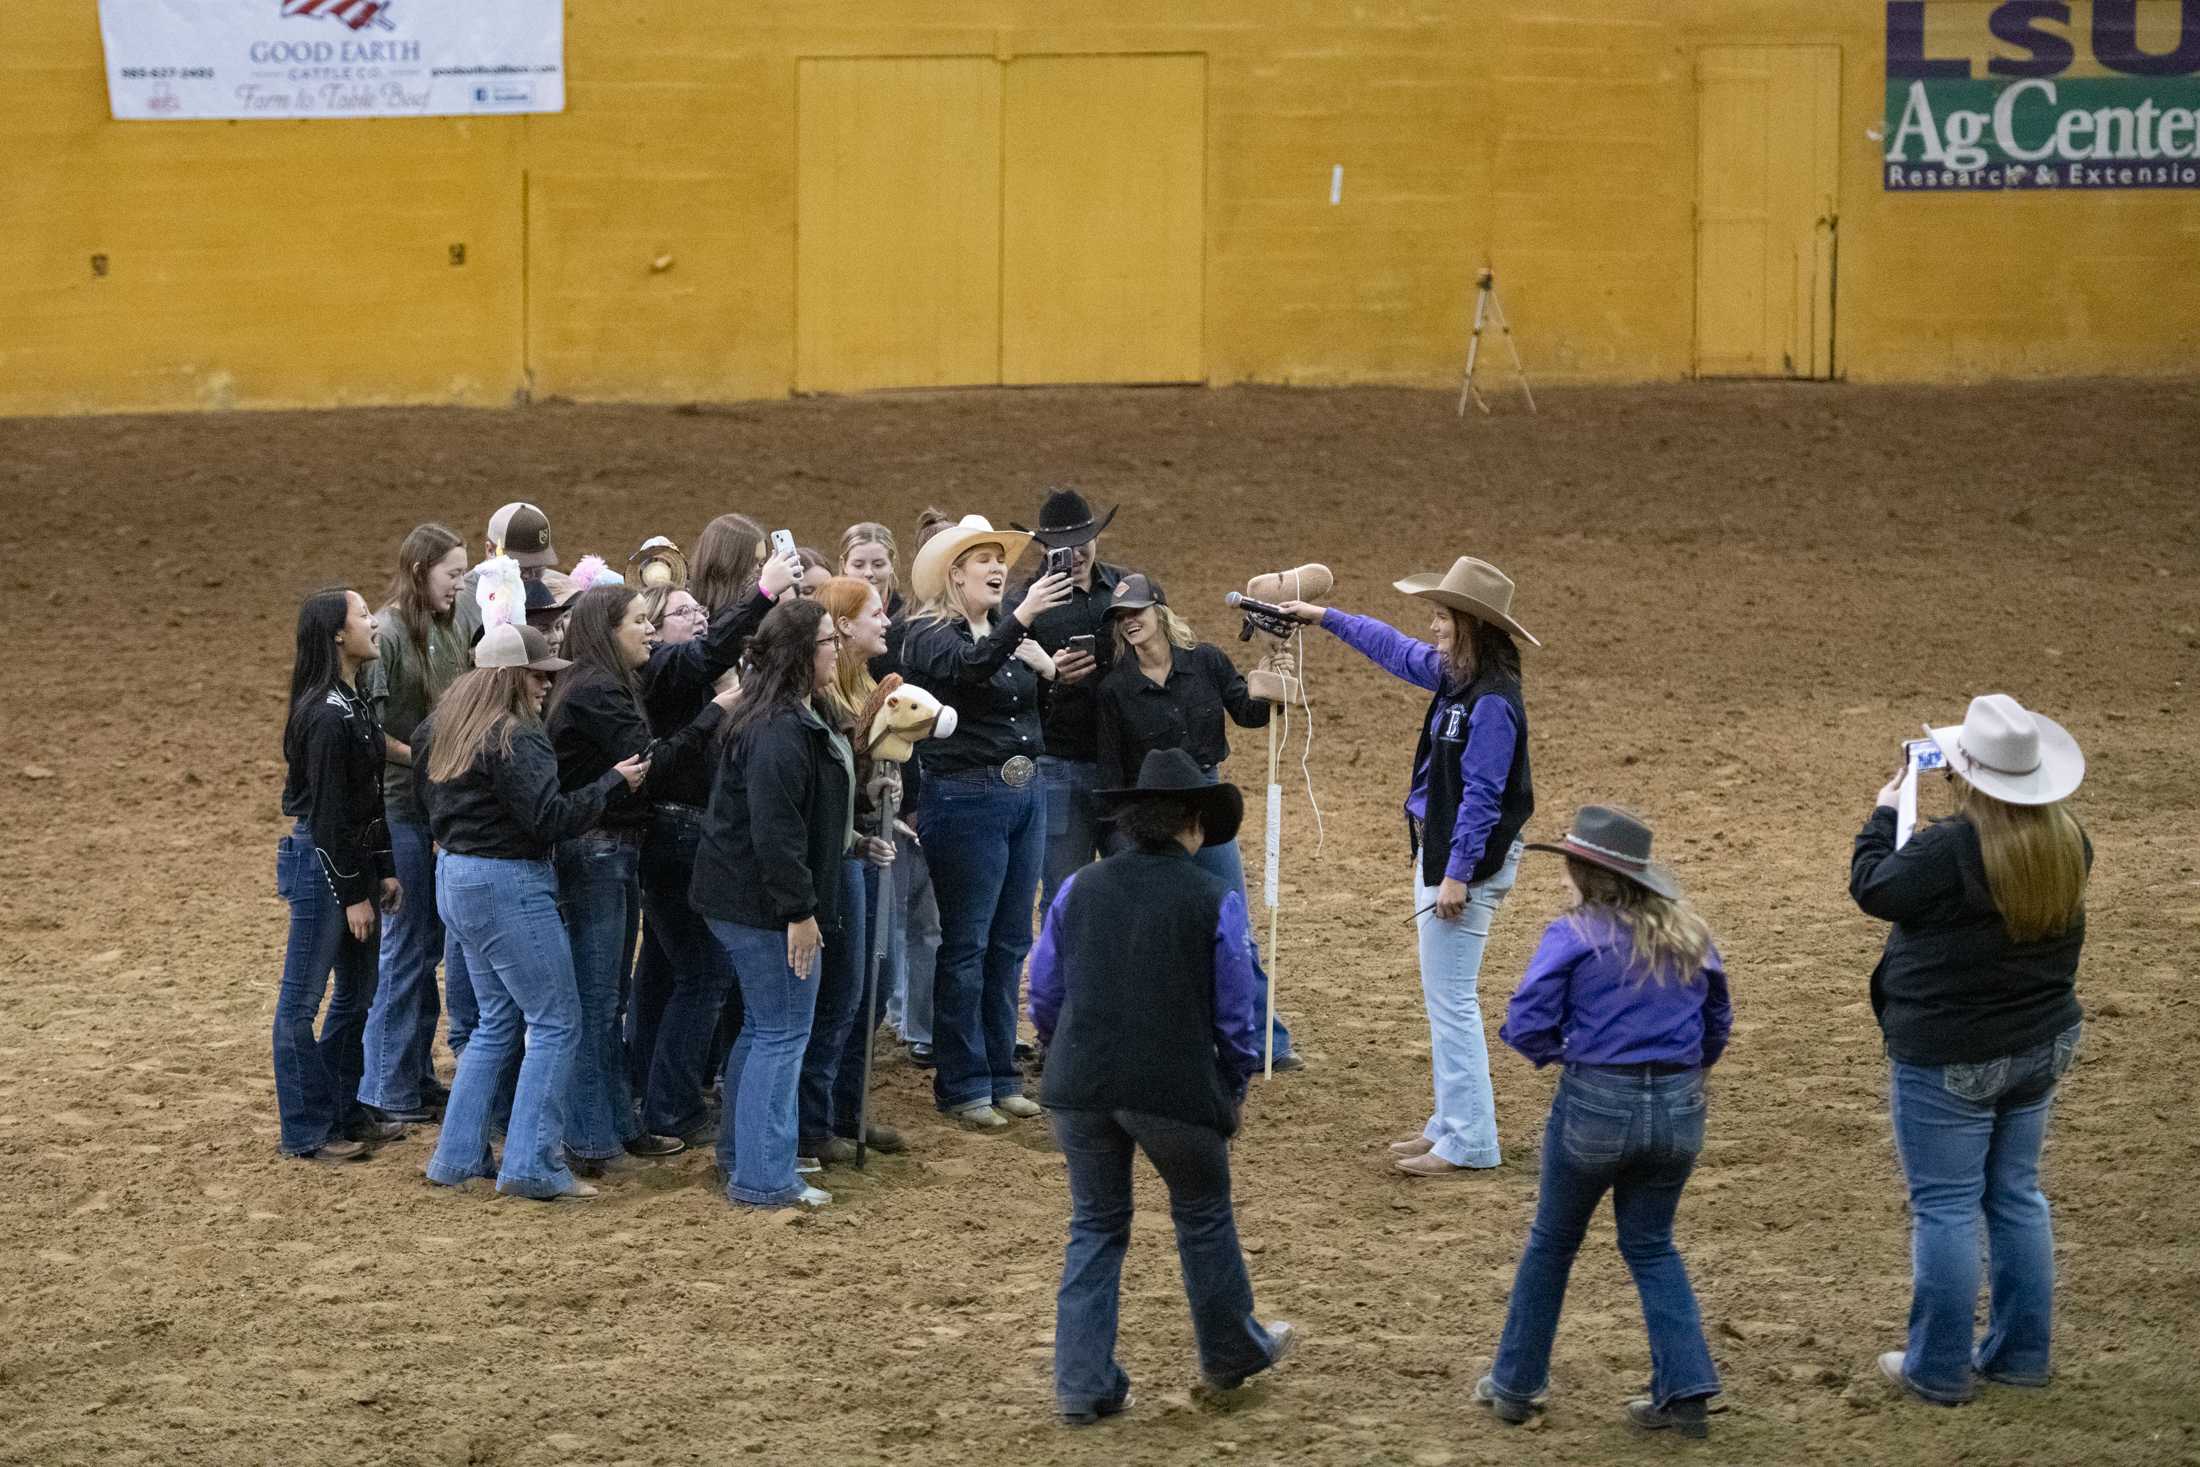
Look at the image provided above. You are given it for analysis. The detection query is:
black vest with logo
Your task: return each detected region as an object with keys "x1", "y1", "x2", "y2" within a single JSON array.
[
  {"x1": 1038, "y1": 847, "x2": 1239, "y2": 1135},
  {"x1": 1411, "y1": 667, "x2": 1533, "y2": 887}
]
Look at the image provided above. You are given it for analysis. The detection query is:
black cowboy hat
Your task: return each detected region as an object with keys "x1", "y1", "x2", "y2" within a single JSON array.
[
  {"x1": 1525, "y1": 805, "x2": 1681, "y2": 900},
  {"x1": 1012, "y1": 487, "x2": 1119, "y2": 549},
  {"x1": 1097, "y1": 749, "x2": 1243, "y2": 849}
]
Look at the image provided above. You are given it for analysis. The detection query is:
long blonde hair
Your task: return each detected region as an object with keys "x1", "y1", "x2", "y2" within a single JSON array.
[
  {"x1": 1564, "y1": 857, "x2": 1715, "y2": 985},
  {"x1": 1954, "y1": 777, "x2": 2088, "y2": 942},
  {"x1": 839, "y1": 522, "x2": 899, "y2": 597},
  {"x1": 1111, "y1": 604, "x2": 1197, "y2": 660},
  {"x1": 425, "y1": 666, "x2": 535, "y2": 784},
  {"x1": 815, "y1": 575, "x2": 880, "y2": 724}
]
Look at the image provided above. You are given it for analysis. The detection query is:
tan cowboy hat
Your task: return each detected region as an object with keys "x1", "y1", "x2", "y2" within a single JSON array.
[
  {"x1": 1926, "y1": 693, "x2": 2083, "y2": 806},
  {"x1": 1393, "y1": 555, "x2": 1540, "y2": 648},
  {"x1": 909, "y1": 515, "x2": 1035, "y2": 604}
]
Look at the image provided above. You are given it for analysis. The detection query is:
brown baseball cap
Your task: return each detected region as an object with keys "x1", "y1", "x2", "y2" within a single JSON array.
[{"x1": 486, "y1": 501, "x2": 558, "y2": 569}]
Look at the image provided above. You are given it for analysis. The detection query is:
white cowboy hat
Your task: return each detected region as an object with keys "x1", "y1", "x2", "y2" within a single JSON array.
[
  {"x1": 1392, "y1": 555, "x2": 1540, "y2": 648},
  {"x1": 1926, "y1": 693, "x2": 2084, "y2": 806},
  {"x1": 909, "y1": 515, "x2": 1034, "y2": 604}
]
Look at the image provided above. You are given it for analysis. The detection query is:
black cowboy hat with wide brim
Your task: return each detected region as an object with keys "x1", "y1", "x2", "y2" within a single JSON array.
[
  {"x1": 1097, "y1": 748, "x2": 1244, "y2": 849},
  {"x1": 1525, "y1": 804, "x2": 1680, "y2": 900},
  {"x1": 1012, "y1": 488, "x2": 1119, "y2": 549}
]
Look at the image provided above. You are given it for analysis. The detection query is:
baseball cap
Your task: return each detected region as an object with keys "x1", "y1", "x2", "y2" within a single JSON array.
[
  {"x1": 486, "y1": 502, "x2": 558, "y2": 569},
  {"x1": 475, "y1": 622, "x2": 571, "y2": 672}
]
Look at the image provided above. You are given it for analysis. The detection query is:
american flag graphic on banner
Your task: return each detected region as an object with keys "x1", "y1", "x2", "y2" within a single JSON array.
[{"x1": 279, "y1": 0, "x2": 395, "y2": 31}]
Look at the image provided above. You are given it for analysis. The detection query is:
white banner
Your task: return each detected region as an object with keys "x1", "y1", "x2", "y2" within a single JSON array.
[{"x1": 98, "y1": 0, "x2": 564, "y2": 121}]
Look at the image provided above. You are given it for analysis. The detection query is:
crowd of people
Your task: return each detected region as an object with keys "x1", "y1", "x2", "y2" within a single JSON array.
[{"x1": 271, "y1": 487, "x2": 2093, "y2": 1432}]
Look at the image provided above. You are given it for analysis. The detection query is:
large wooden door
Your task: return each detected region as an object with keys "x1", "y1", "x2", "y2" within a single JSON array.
[
  {"x1": 1001, "y1": 55, "x2": 1205, "y2": 384},
  {"x1": 796, "y1": 57, "x2": 1003, "y2": 393},
  {"x1": 1695, "y1": 46, "x2": 1840, "y2": 378}
]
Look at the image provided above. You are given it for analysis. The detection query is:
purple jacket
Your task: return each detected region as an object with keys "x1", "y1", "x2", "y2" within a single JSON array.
[{"x1": 1500, "y1": 911, "x2": 1733, "y2": 1069}]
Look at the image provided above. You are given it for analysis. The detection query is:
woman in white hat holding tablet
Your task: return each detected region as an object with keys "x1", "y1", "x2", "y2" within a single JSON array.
[
  {"x1": 899, "y1": 516, "x2": 1073, "y2": 1129},
  {"x1": 1276, "y1": 556, "x2": 1537, "y2": 1177},
  {"x1": 1851, "y1": 693, "x2": 2090, "y2": 1406}
]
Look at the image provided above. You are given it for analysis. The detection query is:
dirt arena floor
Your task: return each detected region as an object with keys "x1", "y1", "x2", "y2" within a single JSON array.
[{"x1": 1, "y1": 380, "x2": 2195, "y2": 1466}]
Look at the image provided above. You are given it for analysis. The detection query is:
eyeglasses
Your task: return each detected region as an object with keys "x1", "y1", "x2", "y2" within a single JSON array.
[
  {"x1": 666, "y1": 604, "x2": 707, "y2": 622},
  {"x1": 816, "y1": 632, "x2": 843, "y2": 649}
]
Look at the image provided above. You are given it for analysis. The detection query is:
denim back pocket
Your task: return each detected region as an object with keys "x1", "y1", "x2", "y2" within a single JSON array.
[
  {"x1": 1560, "y1": 1090, "x2": 1632, "y2": 1165},
  {"x1": 1666, "y1": 1084, "x2": 1708, "y2": 1159},
  {"x1": 274, "y1": 834, "x2": 301, "y2": 902},
  {"x1": 2050, "y1": 1024, "x2": 2082, "y2": 1080},
  {"x1": 1943, "y1": 1055, "x2": 2012, "y2": 1104}
]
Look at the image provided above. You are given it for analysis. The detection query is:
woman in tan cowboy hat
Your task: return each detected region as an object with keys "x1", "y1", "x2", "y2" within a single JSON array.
[
  {"x1": 1850, "y1": 693, "x2": 2090, "y2": 1407},
  {"x1": 899, "y1": 515, "x2": 1073, "y2": 1129},
  {"x1": 1277, "y1": 556, "x2": 1537, "y2": 1177}
]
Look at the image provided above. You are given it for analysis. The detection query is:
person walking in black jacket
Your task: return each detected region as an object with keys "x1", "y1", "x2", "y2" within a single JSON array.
[
  {"x1": 691, "y1": 599, "x2": 855, "y2": 1210},
  {"x1": 1850, "y1": 694, "x2": 2090, "y2": 1406},
  {"x1": 418, "y1": 622, "x2": 648, "y2": 1202},
  {"x1": 274, "y1": 588, "x2": 401, "y2": 1163},
  {"x1": 1029, "y1": 750, "x2": 1295, "y2": 1425}
]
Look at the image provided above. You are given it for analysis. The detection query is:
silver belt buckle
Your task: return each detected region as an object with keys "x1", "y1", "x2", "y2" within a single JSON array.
[{"x1": 1001, "y1": 755, "x2": 1037, "y2": 788}]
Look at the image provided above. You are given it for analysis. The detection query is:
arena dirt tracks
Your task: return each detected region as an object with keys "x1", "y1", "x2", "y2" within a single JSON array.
[{"x1": 0, "y1": 381, "x2": 2195, "y2": 1466}]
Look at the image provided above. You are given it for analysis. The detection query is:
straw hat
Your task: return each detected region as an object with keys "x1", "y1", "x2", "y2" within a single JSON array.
[
  {"x1": 1393, "y1": 556, "x2": 1540, "y2": 648},
  {"x1": 909, "y1": 515, "x2": 1035, "y2": 604},
  {"x1": 1926, "y1": 694, "x2": 2083, "y2": 806},
  {"x1": 1526, "y1": 805, "x2": 1679, "y2": 899}
]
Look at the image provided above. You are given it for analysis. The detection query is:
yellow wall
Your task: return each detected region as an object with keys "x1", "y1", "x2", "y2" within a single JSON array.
[{"x1": 3, "y1": 0, "x2": 2197, "y2": 414}]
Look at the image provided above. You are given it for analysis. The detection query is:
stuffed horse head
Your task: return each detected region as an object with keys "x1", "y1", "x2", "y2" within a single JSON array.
[{"x1": 855, "y1": 675, "x2": 959, "y2": 765}]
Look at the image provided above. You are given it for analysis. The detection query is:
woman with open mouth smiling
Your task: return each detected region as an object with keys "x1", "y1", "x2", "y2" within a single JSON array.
[{"x1": 899, "y1": 515, "x2": 1072, "y2": 1130}]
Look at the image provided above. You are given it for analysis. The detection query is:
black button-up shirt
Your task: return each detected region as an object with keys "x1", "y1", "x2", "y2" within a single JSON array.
[
  {"x1": 1002, "y1": 562, "x2": 1123, "y2": 763},
  {"x1": 1093, "y1": 643, "x2": 1271, "y2": 791},
  {"x1": 900, "y1": 613, "x2": 1043, "y2": 777}
]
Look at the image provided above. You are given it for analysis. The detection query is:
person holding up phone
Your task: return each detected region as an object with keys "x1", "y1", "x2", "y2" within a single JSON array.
[{"x1": 1004, "y1": 490, "x2": 1126, "y2": 916}]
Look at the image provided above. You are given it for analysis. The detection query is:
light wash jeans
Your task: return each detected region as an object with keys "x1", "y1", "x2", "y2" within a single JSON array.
[
  {"x1": 1038, "y1": 755, "x2": 1106, "y2": 918},
  {"x1": 357, "y1": 817, "x2": 441, "y2": 1111},
  {"x1": 886, "y1": 829, "x2": 938, "y2": 1046},
  {"x1": 710, "y1": 917, "x2": 822, "y2": 1207},
  {"x1": 1412, "y1": 841, "x2": 1521, "y2": 1168},
  {"x1": 1889, "y1": 1022, "x2": 2080, "y2": 1403}
]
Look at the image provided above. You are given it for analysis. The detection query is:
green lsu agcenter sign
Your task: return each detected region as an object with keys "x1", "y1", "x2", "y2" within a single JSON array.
[{"x1": 1884, "y1": 0, "x2": 2200, "y2": 190}]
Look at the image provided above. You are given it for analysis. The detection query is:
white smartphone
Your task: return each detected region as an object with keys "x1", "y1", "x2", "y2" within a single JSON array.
[{"x1": 769, "y1": 528, "x2": 797, "y2": 562}]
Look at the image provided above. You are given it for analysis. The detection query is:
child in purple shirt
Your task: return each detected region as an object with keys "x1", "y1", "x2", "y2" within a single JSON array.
[{"x1": 1479, "y1": 806, "x2": 1730, "y2": 1439}]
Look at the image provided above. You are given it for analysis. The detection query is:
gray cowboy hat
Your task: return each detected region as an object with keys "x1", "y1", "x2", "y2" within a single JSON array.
[
  {"x1": 1393, "y1": 555, "x2": 1540, "y2": 648},
  {"x1": 1526, "y1": 804, "x2": 1680, "y2": 899},
  {"x1": 1097, "y1": 749, "x2": 1244, "y2": 849}
]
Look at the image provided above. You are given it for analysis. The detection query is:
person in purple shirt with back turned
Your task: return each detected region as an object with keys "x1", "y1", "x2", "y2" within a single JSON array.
[
  {"x1": 1476, "y1": 805, "x2": 1732, "y2": 1440},
  {"x1": 1277, "y1": 555, "x2": 1537, "y2": 1177}
]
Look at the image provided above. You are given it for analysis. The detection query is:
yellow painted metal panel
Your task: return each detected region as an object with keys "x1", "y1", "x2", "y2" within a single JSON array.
[
  {"x1": 1694, "y1": 45, "x2": 1839, "y2": 379},
  {"x1": 795, "y1": 57, "x2": 1002, "y2": 393},
  {"x1": 1001, "y1": 54, "x2": 1205, "y2": 385}
]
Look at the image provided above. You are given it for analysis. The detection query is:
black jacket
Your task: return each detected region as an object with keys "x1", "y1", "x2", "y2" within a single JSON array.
[
  {"x1": 414, "y1": 717, "x2": 624, "y2": 862},
  {"x1": 1094, "y1": 642, "x2": 1269, "y2": 792},
  {"x1": 642, "y1": 587, "x2": 773, "y2": 809},
  {"x1": 548, "y1": 671, "x2": 725, "y2": 829},
  {"x1": 280, "y1": 682, "x2": 393, "y2": 906},
  {"x1": 1414, "y1": 666, "x2": 1533, "y2": 887},
  {"x1": 1002, "y1": 562, "x2": 1123, "y2": 762},
  {"x1": 690, "y1": 701, "x2": 854, "y2": 934},
  {"x1": 1038, "y1": 848, "x2": 1241, "y2": 1135},
  {"x1": 1851, "y1": 806, "x2": 2089, "y2": 1066},
  {"x1": 900, "y1": 614, "x2": 1043, "y2": 777}
]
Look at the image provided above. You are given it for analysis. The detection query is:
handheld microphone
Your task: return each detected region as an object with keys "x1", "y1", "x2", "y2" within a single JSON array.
[{"x1": 1224, "y1": 591, "x2": 1300, "y2": 641}]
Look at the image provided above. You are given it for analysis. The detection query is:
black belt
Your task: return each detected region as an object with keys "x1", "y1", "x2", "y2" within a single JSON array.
[
  {"x1": 930, "y1": 755, "x2": 1038, "y2": 789},
  {"x1": 580, "y1": 825, "x2": 646, "y2": 847}
]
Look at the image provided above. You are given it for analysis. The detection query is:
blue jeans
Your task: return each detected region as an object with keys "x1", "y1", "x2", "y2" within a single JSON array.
[
  {"x1": 917, "y1": 771, "x2": 1045, "y2": 1111},
  {"x1": 710, "y1": 917, "x2": 822, "y2": 1207},
  {"x1": 635, "y1": 804, "x2": 738, "y2": 1138},
  {"x1": 1491, "y1": 1066, "x2": 1722, "y2": 1410},
  {"x1": 1412, "y1": 843, "x2": 1520, "y2": 1167},
  {"x1": 1039, "y1": 756, "x2": 1106, "y2": 916},
  {"x1": 1048, "y1": 1107, "x2": 1277, "y2": 1414},
  {"x1": 438, "y1": 849, "x2": 479, "y2": 1060},
  {"x1": 556, "y1": 834, "x2": 643, "y2": 1159},
  {"x1": 357, "y1": 818, "x2": 441, "y2": 1111},
  {"x1": 1889, "y1": 1023, "x2": 2079, "y2": 1403},
  {"x1": 271, "y1": 824, "x2": 380, "y2": 1154},
  {"x1": 886, "y1": 829, "x2": 938, "y2": 1046},
  {"x1": 426, "y1": 854, "x2": 583, "y2": 1199},
  {"x1": 798, "y1": 858, "x2": 870, "y2": 1147}
]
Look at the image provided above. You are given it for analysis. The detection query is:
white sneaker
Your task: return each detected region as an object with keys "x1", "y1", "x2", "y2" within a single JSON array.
[
  {"x1": 952, "y1": 1104, "x2": 1010, "y2": 1131},
  {"x1": 996, "y1": 1095, "x2": 1044, "y2": 1120},
  {"x1": 796, "y1": 1184, "x2": 831, "y2": 1209},
  {"x1": 795, "y1": 1154, "x2": 823, "y2": 1174}
]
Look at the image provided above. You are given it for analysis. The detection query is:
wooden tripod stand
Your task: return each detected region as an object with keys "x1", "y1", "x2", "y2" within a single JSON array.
[{"x1": 1456, "y1": 267, "x2": 1537, "y2": 417}]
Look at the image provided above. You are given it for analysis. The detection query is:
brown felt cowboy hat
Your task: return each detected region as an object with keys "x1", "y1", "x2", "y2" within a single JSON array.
[
  {"x1": 1526, "y1": 805, "x2": 1680, "y2": 899},
  {"x1": 1393, "y1": 556, "x2": 1540, "y2": 648},
  {"x1": 1097, "y1": 749, "x2": 1244, "y2": 850}
]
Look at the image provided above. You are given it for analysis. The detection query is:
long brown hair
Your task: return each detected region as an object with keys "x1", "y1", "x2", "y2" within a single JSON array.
[
  {"x1": 544, "y1": 583, "x2": 642, "y2": 724},
  {"x1": 425, "y1": 666, "x2": 534, "y2": 783},
  {"x1": 1443, "y1": 609, "x2": 1521, "y2": 692},
  {"x1": 1955, "y1": 777, "x2": 2088, "y2": 941},
  {"x1": 816, "y1": 575, "x2": 880, "y2": 724},
  {"x1": 690, "y1": 513, "x2": 767, "y2": 612},
  {"x1": 723, "y1": 599, "x2": 830, "y2": 747},
  {"x1": 384, "y1": 522, "x2": 464, "y2": 666},
  {"x1": 1564, "y1": 856, "x2": 1716, "y2": 985}
]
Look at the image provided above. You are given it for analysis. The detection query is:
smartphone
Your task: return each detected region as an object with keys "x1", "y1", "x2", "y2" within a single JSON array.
[
  {"x1": 769, "y1": 528, "x2": 798, "y2": 562},
  {"x1": 1904, "y1": 737, "x2": 1945, "y2": 774},
  {"x1": 1046, "y1": 544, "x2": 1076, "y2": 579},
  {"x1": 1067, "y1": 633, "x2": 1098, "y2": 659}
]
